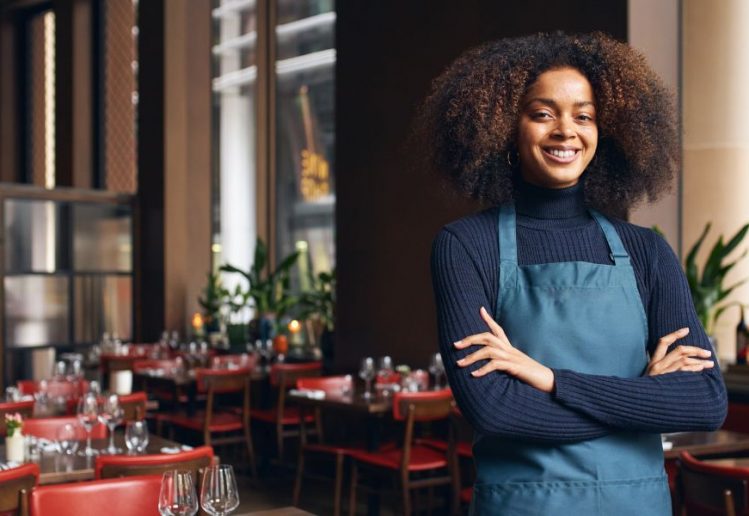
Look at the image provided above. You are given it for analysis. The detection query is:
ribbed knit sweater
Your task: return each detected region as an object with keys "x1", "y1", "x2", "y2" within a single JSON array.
[{"x1": 431, "y1": 180, "x2": 727, "y2": 443}]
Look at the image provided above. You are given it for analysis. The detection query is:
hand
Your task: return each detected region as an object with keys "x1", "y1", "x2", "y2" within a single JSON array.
[
  {"x1": 646, "y1": 327, "x2": 715, "y2": 376},
  {"x1": 454, "y1": 306, "x2": 555, "y2": 393}
]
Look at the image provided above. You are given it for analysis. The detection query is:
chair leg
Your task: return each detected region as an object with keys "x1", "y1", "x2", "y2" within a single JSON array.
[
  {"x1": 277, "y1": 423, "x2": 284, "y2": 462},
  {"x1": 293, "y1": 449, "x2": 305, "y2": 506},
  {"x1": 244, "y1": 424, "x2": 257, "y2": 479},
  {"x1": 349, "y1": 463, "x2": 358, "y2": 516},
  {"x1": 334, "y1": 452, "x2": 344, "y2": 516},
  {"x1": 402, "y1": 478, "x2": 411, "y2": 516}
]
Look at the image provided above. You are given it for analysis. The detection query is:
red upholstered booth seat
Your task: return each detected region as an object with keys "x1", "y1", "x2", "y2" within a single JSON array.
[
  {"x1": 29, "y1": 474, "x2": 162, "y2": 516},
  {"x1": 23, "y1": 416, "x2": 107, "y2": 441}
]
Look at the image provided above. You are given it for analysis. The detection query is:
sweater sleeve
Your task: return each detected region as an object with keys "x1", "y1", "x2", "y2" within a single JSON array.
[
  {"x1": 432, "y1": 228, "x2": 611, "y2": 443},
  {"x1": 552, "y1": 233, "x2": 728, "y2": 432}
]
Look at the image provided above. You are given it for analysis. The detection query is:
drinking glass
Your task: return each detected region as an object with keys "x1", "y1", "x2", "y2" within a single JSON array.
[
  {"x1": 359, "y1": 357, "x2": 376, "y2": 399},
  {"x1": 159, "y1": 470, "x2": 199, "y2": 516},
  {"x1": 56, "y1": 423, "x2": 79, "y2": 455},
  {"x1": 99, "y1": 394, "x2": 124, "y2": 454},
  {"x1": 76, "y1": 392, "x2": 100, "y2": 457},
  {"x1": 428, "y1": 352, "x2": 445, "y2": 390},
  {"x1": 200, "y1": 464, "x2": 240, "y2": 516},
  {"x1": 125, "y1": 420, "x2": 149, "y2": 454}
]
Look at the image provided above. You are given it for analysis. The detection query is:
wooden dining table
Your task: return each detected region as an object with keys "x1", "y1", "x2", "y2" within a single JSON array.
[
  {"x1": 133, "y1": 365, "x2": 267, "y2": 416},
  {"x1": 6, "y1": 432, "x2": 184, "y2": 485},
  {"x1": 663, "y1": 430, "x2": 749, "y2": 459}
]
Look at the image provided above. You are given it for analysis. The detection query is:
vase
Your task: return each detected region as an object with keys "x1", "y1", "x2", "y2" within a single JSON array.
[{"x1": 6, "y1": 432, "x2": 24, "y2": 463}]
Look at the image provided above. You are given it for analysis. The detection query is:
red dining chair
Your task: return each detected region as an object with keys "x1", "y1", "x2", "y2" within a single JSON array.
[
  {"x1": 415, "y1": 406, "x2": 473, "y2": 515},
  {"x1": 0, "y1": 464, "x2": 39, "y2": 516},
  {"x1": 29, "y1": 474, "x2": 162, "y2": 516},
  {"x1": 95, "y1": 445, "x2": 214, "y2": 480},
  {"x1": 159, "y1": 366, "x2": 257, "y2": 478},
  {"x1": 22, "y1": 416, "x2": 107, "y2": 441},
  {"x1": 293, "y1": 375, "x2": 354, "y2": 516},
  {"x1": 680, "y1": 451, "x2": 749, "y2": 516},
  {"x1": 348, "y1": 389, "x2": 457, "y2": 515},
  {"x1": 251, "y1": 361, "x2": 321, "y2": 462},
  {"x1": 0, "y1": 401, "x2": 35, "y2": 437}
]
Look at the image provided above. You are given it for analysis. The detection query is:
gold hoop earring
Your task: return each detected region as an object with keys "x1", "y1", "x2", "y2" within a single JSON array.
[{"x1": 506, "y1": 150, "x2": 519, "y2": 168}]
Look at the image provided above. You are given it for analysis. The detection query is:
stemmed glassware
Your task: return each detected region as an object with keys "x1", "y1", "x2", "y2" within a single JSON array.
[
  {"x1": 359, "y1": 357, "x2": 376, "y2": 400},
  {"x1": 428, "y1": 352, "x2": 445, "y2": 390},
  {"x1": 200, "y1": 464, "x2": 240, "y2": 516},
  {"x1": 99, "y1": 394, "x2": 124, "y2": 455},
  {"x1": 76, "y1": 392, "x2": 100, "y2": 457},
  {"x1": 125, "y1": 420, "x2": 150, "y2": 454},
  {"x1": 56, "y1": 423, "x2": 79, "y2": 455},
  {"x1": 159, "y1": 470, "x2": 199, "y2": 516}
]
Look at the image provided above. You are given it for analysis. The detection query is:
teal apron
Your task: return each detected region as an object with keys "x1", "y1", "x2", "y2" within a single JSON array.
[{"x1": 469, "y1": 204, "x2": 671, "y2": 515}]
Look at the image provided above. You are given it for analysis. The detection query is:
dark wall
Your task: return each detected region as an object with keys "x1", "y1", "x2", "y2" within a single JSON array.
[{"x1": 334, "y1": 0, "x2": 627, "y2": 371}]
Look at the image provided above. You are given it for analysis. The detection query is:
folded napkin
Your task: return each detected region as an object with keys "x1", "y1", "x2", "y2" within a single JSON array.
[
  {"x1": 289, "y1": 389, "x2": 326, "y2": 400},
  {"x1": 160, "y1": 445, "x2": 194, "y2": 454},
  {"x1": 661, "y1": 440, "x2": 673, "y2": 451}
]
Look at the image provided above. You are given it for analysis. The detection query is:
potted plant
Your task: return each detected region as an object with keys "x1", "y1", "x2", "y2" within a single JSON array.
[
  {"x1": 299, "y1": 268, "x2": 336, "y2": 368},
  {"x1": 197, "y1": 271, "x2": 225, "y2": 334},
  {"x1": 220, "y1": 237, "x2": 300, "y2": 342},
  {"x1": 685, "y1": 222, "x2": 749, "y2": 339}
]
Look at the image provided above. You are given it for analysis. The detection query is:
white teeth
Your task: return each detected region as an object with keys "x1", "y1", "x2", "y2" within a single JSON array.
[{"x1": 548, "y1": 149, "x2": 576, "y2": 158}]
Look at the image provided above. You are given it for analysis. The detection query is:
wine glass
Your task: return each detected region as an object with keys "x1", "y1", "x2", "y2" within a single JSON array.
[
  {"x1": 159, "y1": 470, "x2": 199, "y2": 516},
  {"x1": 56, "y1": 423, "x2": 79, "y2": 455},
  {"x1": 125, "y1": 420, "x2": 149, "y2": 454},
  {"x1": 99, "y1": 394, "x2": 124, "y2": 454},
  {"x1": 200, "y1": 464, "x2": 240, "y2": 516},
  {"x1": 77, "y1": 392, "x2": 100, "y2": 457},
  {"x1": 428, "y1": 352, "x2": 445, "y2": 390},
  {"x1": 359, "y1": 357, "x2": 376, "y2": 400}
]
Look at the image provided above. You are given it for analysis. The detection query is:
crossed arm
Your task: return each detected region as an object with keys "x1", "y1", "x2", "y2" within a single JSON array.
[{"x1": 432, "y1": 229, "x2": 727, "y2": 443}]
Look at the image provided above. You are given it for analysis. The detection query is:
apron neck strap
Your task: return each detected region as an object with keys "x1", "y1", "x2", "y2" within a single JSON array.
[
  {"x1": 589, "y1": 210, "x2": 631, "y2": 266},
  {"x1": 497, "y1": 204, "x2": 631, "y2": 267},
  {"x1": 498, "y1": 204, "x2": 518, "y2": 265}
]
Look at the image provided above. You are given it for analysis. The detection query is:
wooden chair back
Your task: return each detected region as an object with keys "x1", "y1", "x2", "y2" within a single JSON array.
[
  {"x1": 393, "y1": 389, "x2": 455, "y2": 473},
  {"x1": 0, "y1": 464, "x2": 39, "y2": 516},
  {"x1": 96, "y1": 445, "x2": 214, "y2": 481},
  {"x1": 0, "y1": 401, "x2": 35, "y2": 437},
  {"x1": 270, "y1": 362, "x2": 322, "y2": 419},
  {"x1": 117, "y1": 392, "x2": 147, "y2": 422},
  {"x1": 680, "y1": 451, "x2": 749, "y2": 516}
]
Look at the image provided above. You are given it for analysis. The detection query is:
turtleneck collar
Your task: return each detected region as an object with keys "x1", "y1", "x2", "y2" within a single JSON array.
[{"x1": 513, "y1": 178, "x2": 588, "y2": 220}]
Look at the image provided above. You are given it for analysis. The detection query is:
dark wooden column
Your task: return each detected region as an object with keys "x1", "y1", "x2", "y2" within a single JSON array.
[
  {"x1": 134, "y1": 0, "x2": 165, "y2": 342},
  {"x1": 0, "y1": 10, "x2": 18, "y2": 183}
]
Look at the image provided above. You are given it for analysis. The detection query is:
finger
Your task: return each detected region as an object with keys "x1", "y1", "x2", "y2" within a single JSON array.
[
  {"x1": 659, "y1": 359, "x2": 714, "y2": 375},
  {"x1": 479, "y1": 306, "x2": 511, "y2": 344},
  {"x1": 454, "y1": 332, "x2": 502, "y2": 349},
  {"x1": 659, "y1": 345, "x2": 712, "y2": 370},
  {"x1": 457, "y1": 347, "x2": 504, "y2": 368},
  {"x1": 653, "y1": 328, "x2": 690, "y2": 361},
  {"x1": 471, "y1": 359, "x2": 509, "y2": 378}
]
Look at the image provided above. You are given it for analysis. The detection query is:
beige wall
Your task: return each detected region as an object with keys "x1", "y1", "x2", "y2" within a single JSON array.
[
  {"x1": 682, "y1": 0, "x2": 749, "y2": 361},
  {"x1": 628, "y1": 0, "x2": 680, "y2": 249},
  {"x1": 163, "y1": 0, "x2": 212, "y2": 335}
]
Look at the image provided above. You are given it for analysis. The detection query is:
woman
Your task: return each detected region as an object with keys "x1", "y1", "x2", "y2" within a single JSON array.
[{"x1": 425, "y1": 32, "x2": 727, "y2": 515}]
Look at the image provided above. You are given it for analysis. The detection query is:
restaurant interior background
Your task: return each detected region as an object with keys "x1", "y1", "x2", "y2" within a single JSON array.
[{"x1": 0, "y1": 0, "x2": 745, "y2": 380}]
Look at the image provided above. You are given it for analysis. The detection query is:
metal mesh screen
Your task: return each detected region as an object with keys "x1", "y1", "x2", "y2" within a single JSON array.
[{"x1": 102, "y1": 0, "x2": 137, "y2": 193}]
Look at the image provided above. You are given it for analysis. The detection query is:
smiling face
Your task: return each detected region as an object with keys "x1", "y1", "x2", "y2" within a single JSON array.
[{"x1": 516, "y1": 67, "x2": 598, "y2": 189}]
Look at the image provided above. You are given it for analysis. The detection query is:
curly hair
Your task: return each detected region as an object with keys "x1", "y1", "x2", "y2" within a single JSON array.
[{"x1": 416, "y1": 32, "x2": 679, "y2": 215}]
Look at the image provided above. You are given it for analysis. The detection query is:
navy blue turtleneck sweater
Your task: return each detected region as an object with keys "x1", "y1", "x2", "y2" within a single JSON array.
[{"x1": 431, "y1": 181, "x2": 727, "y2": 443}]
